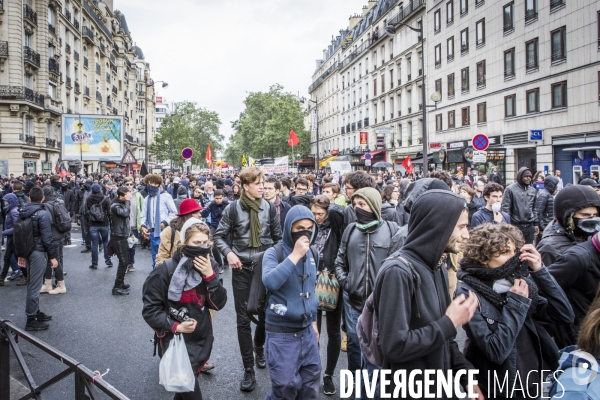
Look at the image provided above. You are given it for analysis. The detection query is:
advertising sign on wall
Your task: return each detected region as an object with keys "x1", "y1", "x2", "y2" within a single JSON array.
[
  {"x1": 360, "y1": 132, "x2": 368, "y2": 145},
  {"x1": 61, "y1": 115, "x2": 123, "y2": 161}
]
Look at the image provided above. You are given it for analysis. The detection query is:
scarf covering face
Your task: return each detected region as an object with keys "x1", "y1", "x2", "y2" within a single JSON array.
[
  {"x1": 145, "y1": 186, "x2": 162, "y2": 238},
  {"x1": 167, "y1": 245, "x2": 212, "y2": 302},
  {"x1": 240, "y1": 191, "x2": 263, "y2": 248},
  {"x1": 459, "y1": 253, "x2": 539, "y2": 317}
]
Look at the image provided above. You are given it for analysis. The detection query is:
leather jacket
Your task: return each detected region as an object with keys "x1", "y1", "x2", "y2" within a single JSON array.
[{"x1": 110, "y1": 198, "x2": 131, "y2": 238}]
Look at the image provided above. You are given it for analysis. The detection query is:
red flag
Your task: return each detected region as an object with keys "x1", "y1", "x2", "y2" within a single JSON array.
[
  {"x1": 287, "y1": 130, "x2": 299, "y2": 147},
  {"x1": 401, "y1": 156, "x2": 414, "y2": 174},
  {"x1": 58, "y1": 163, "x2": 70, "y2": 178},
  {"x1": 206, "y1": 144, "x2": 213, "y2": 166}
]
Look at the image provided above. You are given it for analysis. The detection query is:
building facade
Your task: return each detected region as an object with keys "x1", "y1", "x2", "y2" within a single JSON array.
[
  {"x1": 0, "y1": 0, "x2": 156, "y2": 175},
  {"x1": 426, "y1": 0, "x2": 600, "y2": 184}
]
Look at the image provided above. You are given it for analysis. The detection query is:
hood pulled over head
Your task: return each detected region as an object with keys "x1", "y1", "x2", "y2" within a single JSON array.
[
  {"x1": 402, "y1": 178, "x2": 451, "y2": 213},
  {"x1": 554, "y1": 185, "x2": 600, "y2": 230},
  {"x1": 517, "y1": 167, "x2": 532, "y2": 186},
  {"x1": 282, "y1": 205, "x2": 317, "y2": 253}
]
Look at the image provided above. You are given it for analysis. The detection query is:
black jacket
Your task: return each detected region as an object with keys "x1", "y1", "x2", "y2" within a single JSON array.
[
  {"x1": 501, "y1": 167, "x2": 537, "y2": 225},
  {"x1": 142, "y1": 251, "x2": 227, "y2": 372},
  {"x1": 86, "y1": 192, "x2": 110, "y2": 226},
  {"x1": 546, "y1": 240, "x2": 600, "y2": 348},
  {"x1": 342, "y1": 203, "x2": 403, "y2": 232},
  {"x1": 110, "y1": 198, "x2": 131, "y2": 238},
  {"x1": 15, "y1": 191, "x2": 28, "y2": 210},
  {"x1": 456, "y1": 267, "x2": 573, "y2": 398},
  {"x1": 374, "y1": 190, "x2": 473, "y2": 397},
  {"x1": 535, "y1": 175, "x2": 559, "y2": 231},
  {"x1": 19, "y1": 202, "x2": 56, "y2": 259},
  {"x1": 537, "y1": 222, "x2": 586, "y2": 266},
  {"x1": 319, "y1": 205, "x2": 344, "y2": 272},
  {"x1": 42, "y1": 195, "x2": 66, "y2": 240}
]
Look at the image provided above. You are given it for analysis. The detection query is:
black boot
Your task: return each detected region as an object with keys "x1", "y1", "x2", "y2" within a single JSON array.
[
  {"x1": 25, "y1": 317, "x2": 49, "y2": 331},
  {"x1": 112, "y1": 280, "x2": 129, "y2": 295},
  {"x1": 239, "y1": 367, "x2": 256, "y2": 392},
  {"x1": 37, "y1": 311, "x2": 52, "y2": 321},
  {"x1": 254, "y1": 346, "x2": 266, "y2": 369}
]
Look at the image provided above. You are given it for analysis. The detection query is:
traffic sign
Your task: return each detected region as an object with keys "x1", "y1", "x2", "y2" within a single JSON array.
[
  {"x1": 472, "y1": 134, "x2": 489, "y2": 151},
  {"x1": 365, "y1": 159, "x2": 371, "y2": 166},
  {"x1": 472, "y1": 150, "x2": 487, "y2": 163},
  {"x1": 529, "y1": 130, "x2": 543, "y2": 141},
  {"x1": 121, "y1": 149, "x2": 137, "y2": 164},
  {"x1": 365, "y1": 153, "x2": 372, "y2": 160},
  {"x1": 181, "y1": 147, "x2": 193, "y2": 159}
]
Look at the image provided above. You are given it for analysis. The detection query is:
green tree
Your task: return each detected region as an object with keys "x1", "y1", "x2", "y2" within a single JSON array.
[
  {"x1": 225, "y1": 84, "x2": 309, "y2": 166},
  {"x1": 149, "y1": 101, "x2": 223, "y2": 169}
]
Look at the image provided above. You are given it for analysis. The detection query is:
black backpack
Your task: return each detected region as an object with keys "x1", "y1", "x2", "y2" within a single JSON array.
[
  {"x1": 13, "y1": 212, "x2": 37, "y2": 258},
  {"x1": 45, "y1": 200, "x2": 72, "y2": 233},
  {"x1": 88, "y1": 202, "x2": 105, "y2": 222}
]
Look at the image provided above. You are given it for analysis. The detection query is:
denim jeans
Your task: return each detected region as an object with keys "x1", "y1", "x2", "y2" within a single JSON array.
[
  {"x1": 265, "y1": 326, "x2": 321, "y2": 400},
  {"x1": 128, "y1": 228, "x2": 139, "y2": 265},
  {"x1": 1, "y1": 236, "x2": 19, "y2": 277},
  {"x1": 89, "y1": 226, "x2": 110, "y2": 266},
  {"x1": 343, "y1": 291, "x2": 362, "y2": 372},
  {"x1": 150, "y1": 234, "x2": 161, "y2": 268}
]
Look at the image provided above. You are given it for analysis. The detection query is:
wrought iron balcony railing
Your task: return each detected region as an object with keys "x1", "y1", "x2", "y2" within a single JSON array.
[{"x1": 23, "y1": 46, "x2": 40, "y2": 67}]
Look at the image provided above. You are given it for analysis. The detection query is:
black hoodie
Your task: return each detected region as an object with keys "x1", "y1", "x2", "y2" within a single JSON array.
[
  {"x1": 501, "y1": 167, "x2": 537, "y2": 225},
  {"x1": 374, "y1": 190, "x2": 473, "y2": 397}
]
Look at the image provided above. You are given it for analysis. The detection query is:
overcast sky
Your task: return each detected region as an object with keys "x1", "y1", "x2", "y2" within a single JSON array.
[{"x1": 117, "y1": 0, "x2": 365, "y2": 144}]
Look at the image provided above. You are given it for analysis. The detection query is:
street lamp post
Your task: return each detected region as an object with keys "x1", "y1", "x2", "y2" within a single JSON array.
[{"x1": 144, "y1": 80, "x2": 168, "y2": 171}]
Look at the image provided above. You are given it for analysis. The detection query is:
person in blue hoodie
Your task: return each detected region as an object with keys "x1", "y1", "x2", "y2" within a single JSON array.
[
  {"x1": 0, "y1": 193, "x2": 21, "y2": 285},
  {"x1": 262, "y1": 205, "x2": 321, "y2": 400}
]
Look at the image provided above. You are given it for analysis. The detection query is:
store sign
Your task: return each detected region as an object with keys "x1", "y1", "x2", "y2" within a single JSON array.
[
  {"x1": 463, "y1": 147, "x2": 474, "y2": 163},
  {"x1": 312, "y1": 110, "x2": 317, "y2": 132},
  {"x1": 472, "y1": 150, "x2": 487, "y2": 163},
  {"x1": 434, "y1": 149, "x2": 446, "y2": 163},
  {"x1": 22, "y1": 152, "x2": 40, "y2": 159},
  {"x1": 486, "y1": 150, "x2": 506, "y2": 161},
  {"x1": 156, "y1": 96, "x2": 163, "y2": 104},
  {"x1": 360, "y1": 132, "x2": 368, "y2": 145},
  {"x1": 429, "y1": 142, "x2": 442, "y2": 149},
  {"x1": 376, "y1": 135, "x2": 385, "y2": 149},
  {"x1": 375, "y1": 127, "x2": 394, "y2": 134},
  {"x1": 529, "y1": 130, "x2": 543, "y2": 141},
  {"x1": 448, "y1": 141, "x2": 466, "y2": 149}
]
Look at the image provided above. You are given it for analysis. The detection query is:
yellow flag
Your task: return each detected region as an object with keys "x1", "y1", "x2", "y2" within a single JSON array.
[{"x1": 241, "y1": 155, "x2": 247, "y2": 167}]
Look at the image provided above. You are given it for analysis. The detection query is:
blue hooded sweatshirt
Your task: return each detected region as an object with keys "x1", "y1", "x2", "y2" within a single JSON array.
[
  {"x1": 2, "y1": 193, "x2": 19, "y2": 236},
  {"x1": 262, "y1": 205, "x2": 319, "y2": 328}
]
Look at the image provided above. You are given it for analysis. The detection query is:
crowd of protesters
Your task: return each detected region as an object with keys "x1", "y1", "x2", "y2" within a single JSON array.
[{"x1": 3, "y1": 163, "x2": 600, "y2": 399}]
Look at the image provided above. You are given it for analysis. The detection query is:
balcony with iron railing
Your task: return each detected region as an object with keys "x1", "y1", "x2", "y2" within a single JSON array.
[
  {"x1": 111, "y1": 64, "x2": 117, "y2": 74},
  {"x1": 112, "y1": 107, "x2": 117, "y2": 115},
  {"x1": 48, "y1": 24, "x2": 56, "y2": 35},
  {"x1": 64, "y1": 9, "x2": 71, "y2": 22},
  {"x1": 364, "y1": 117, "x2": 369, "y2": 127},
  {"x1": 357, "y1": 120, "x2": 362, "y2": 129},
  {"x1": 74, "y1": 50, "x2": 79, "y2": 61},
  {"x1": 526, "y1": 60, "x2": 538, "y2": 70},
  {"x1": 124, "y1": 114, "x2": 129, "y2": 122},
  {"x1": 24, "y1": 4, "x2": 37, "y2": 25},
  {"x1": 65, "y1": 76, "x2": 72, "y2": 88},
  {"x1": 23, "y1": 46, "x2": 40, "y2": 67},
  {"x1": 46, "y1": 138, "x2": 56, "y2": 147},
  {"x1": 448, "y1": 54, "x2": 454, "y2": 62},
  {"x1": 96, "y1": 91, "x2": 102, "y2": 102},
  {"x1": 137, "y1": 90, "x2": 145, "y2": 97},
  {"x1": 82, "y1": 26, "x2": 94, "y2": 43},
  {"x1": 74, "y1": 81, "x2": 80, "y2": 93},
  {"x1": 65, "y1": 43, "x2": 71, "y2": 54},
  {"x1": 126, "y1": 59, "x2": 132, "y2": 69},
  {"x1": 387, "y1": 0, "x2": 426, "y2": 33},
  {"x1": 74, "y1": 19, "x2": 80, "y2": 30},
  {"x1": 125, "y1": 134, "x2": 134, "y2": 143},
  {"x1": 106, "y1": 72, "x2": 111, "y2": 82},
  {"x1": 0, "y1": 41, "x2": 7, "y2": 59},
  {"x1": 107, "y1": 97, "x2": 112, "y2": 108},
  {"x1": 308, "y1": 62, "x2": 338, "y2": 93},
  {"x1": 112, "y1": 85, "x2": 117, "y2": 95},
  {"x1": 0, "y1": 86, "x2": 45, "y2": 107},
  {"x1": 83, "y1": 86, "x2": 90, "y2": 97},
  {"x1": 49, "y1": 57, "x2": 59, "y2": 74},
  {"x1": 25, "y1": 135, "x2": 36, "y2": 145}
]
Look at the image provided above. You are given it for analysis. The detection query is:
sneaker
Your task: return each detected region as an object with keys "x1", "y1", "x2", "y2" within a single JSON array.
[
  {"x1": 200, "y1": 363, "x2": 215, "y2": 374},
  {"x1": 16, "y1": 276, "x2": 27, "y2": 286},
  {"x1": 25, "y1": 319, "x2": 49, "y2": 331},
  {"x1": 89, "y1": 265, "x2": 97, "y2": 270},
  {"x1": 81, "y1": 248, "x2": 91, "y2": 253},
  {"x1": 323, "y1": 375, "x2": 336, "y2": 396},
  {"x1": 126, "y1": 265, "x2": 135, "y2": 273},
  {"x1": 239, "y1": 368, "x2": 256, "y2": 392},
  {"x1": 105, "y1": 261, "x2": 114, "y2": 267},
  {"x1": 7, "y1": 270, "x2": 23, "y2": 281},
  {"x1": 36, "y1": 311, "x2": 52, "y2": 321},
  {"x1": 121, "y1": 283, "x2": 130, "y2": 289},
  {"x1": 254, "y1": 346, "x2": 266, "y2": 369},
  {"x1": 112, "y1": 286, "x2": 129, "y2": 295}
]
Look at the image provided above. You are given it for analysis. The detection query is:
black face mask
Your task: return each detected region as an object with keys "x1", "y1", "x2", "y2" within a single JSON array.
[
  {"x1": 291, "y1": 230, "x2": 312, "y2": 244},
  {"x1": 355, "y1": 207, "x2": 377, "y2": 224},
  {"x1": 573, "y1": 217, "x2": 600, "y2": 237}
]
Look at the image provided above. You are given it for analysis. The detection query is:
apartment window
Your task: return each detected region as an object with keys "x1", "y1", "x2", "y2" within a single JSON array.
[
  {"x1": 550, "y1": 0, "x2": 564, "y2": 10},
  {"x1": 447, "y1": 37, "x2": 454, "y2": 61},
  {"x1": 447, "y1": 1, "x2": 454, "y2": 24},
  {"x1": 374, "y1": 79, "x2": 377, "y2": 96},
  {"x1": 48, "y1": 83, "x2": 56, "y2": 99},
  {"x1": 526, "y1": 38, "x2": 539, "y2": 70},
  {"x1": 389, "y1": 70, "x2": 394, "y2": 90},
  {"x1": 448, "y1": 110, "x2": 455, "y2": 128},
  {"x1": 461, "y1": 106, "x2": 470, "y2": 126},
  {"x1": 461, "y1": 28, "x2": 469, "y2": 53},
  {"x1": 461, "y1": 67, "x2": 469, "y2": 91},
  {"x1": 448, "y1": 73, "x2": 455, "y2": 96},
  {"x1": 504, "y1": 48, "x2": 515, "y2": 77},
  {"x1": 476, "y1": 19, "x2": 485, "y2": 46},
  {"x1": 551, "y1": 81, "x2": 567, "y2": 108},
  {"x1": 477, "y1": 102, "x2": 486, "y2": 123},
  {"x1": 435, "y1": 44, "x2": 442, "y2": 66},
  {"x1": 525, "y1": 0, "x2": 537, "y2": 22},
  {"x1": 381, "y1": 75, "x2": 385, "y2": 92},
  {"x1": 46, "y1": 123, "x2": 53, "y2": 139},
  {"x1": 505, "y1": 94, "x2": 516, "y2": 117},
  {"x1": 436, "y1": 114, "x2": 443, "y2": 131},
  {"x1": 434, "y1": 9, "x2": 441, "y2": 33},
  {"x1": 526, "y1": 88, "x2": 540, "y2": 113},
  {"x1": 551, "y1": 26, "x2": 567, "y2": 62},
  {"x1": 25, "y1": 117, "x2": 33, "y2": 136},
  {"x1": 460, "y1": 0, "x2": 468, "y2": 15},
  {"x1": 504, "y1": 2, "x2": 514, "y2": 31},
  {"x1": 24, "y1": 74, "x2": 33, "y2": 89},
  {"x1": 435, "y1": 79, "x2": 442, "y2": 97},
  {"x1": 24, "y1": 31, "x2": 32, "y2": 48},
  {"x1": 476, "y1": 60, "x2": 486, "y2": 86},
  {"x1": 476, "y1": 0, "x2": 484, "y2": 6}
]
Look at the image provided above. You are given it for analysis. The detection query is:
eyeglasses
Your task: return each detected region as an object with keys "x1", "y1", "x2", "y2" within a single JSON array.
[{"x1": 125, "y1": 183, "x2": 134, "y2": 186}]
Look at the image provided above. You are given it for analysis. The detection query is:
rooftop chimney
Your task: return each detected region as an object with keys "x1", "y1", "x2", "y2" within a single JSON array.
[
  {"x1": 368, "y1": 0, "x2": 377, "y2": 10},
  {"x1": 349, "y1": 13, "x2": 362, "y2": 30},
  {"x1": 362, "y1": 5, "x2": 369, "y2": 16}
]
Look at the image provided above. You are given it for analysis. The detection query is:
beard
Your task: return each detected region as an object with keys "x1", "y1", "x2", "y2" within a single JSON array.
[{"x1": 444, "y1": 235, "x2": 463, "y2": 254}]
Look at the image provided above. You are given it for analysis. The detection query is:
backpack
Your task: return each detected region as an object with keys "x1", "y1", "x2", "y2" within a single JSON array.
[
  {"x1": 13, "y1": 212, "x2": 37, "y2": 258},
  {"x1": 356, "y1": 254, "x2": 420, "y2": 367},
  {"x1": 88, "y1": 202, "x2": 105, "y2": 222},
  {"x1": 548, "y1": 350, "x2": 600, "y2": 399},
  {"x1": 55, "y1": 190, "x2": 65, "y2": 202},
  {"x1": 45, "y1": 200, "x2": 72, "y2": 233},
  {"x1": 247, "y1": 243, "x2": 319, "y2": 326}
]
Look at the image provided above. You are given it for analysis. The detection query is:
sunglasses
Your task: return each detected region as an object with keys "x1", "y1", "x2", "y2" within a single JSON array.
[{"x1": 125, "y1": 183, "x2": 134, "y2": 186}]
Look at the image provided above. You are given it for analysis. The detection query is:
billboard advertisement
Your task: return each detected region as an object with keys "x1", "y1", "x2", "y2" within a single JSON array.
[
  {"x1": 61, "y1": 115, "x2": 123, "y2": 161},
  {"x1": 360, "y1": 131, "x2": 368, "y2": 145}
]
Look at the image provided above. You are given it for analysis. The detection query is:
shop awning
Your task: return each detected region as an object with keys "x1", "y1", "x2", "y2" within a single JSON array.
[
  {"x1": 319, "y1": 156, "x2": 338, "y2": 167},
  {"x1": 360, "y1": 150, "x2": 385, "y2": 160},
  {"x1": 411, "y1": 154, "x2": 435, "y2": 164}
]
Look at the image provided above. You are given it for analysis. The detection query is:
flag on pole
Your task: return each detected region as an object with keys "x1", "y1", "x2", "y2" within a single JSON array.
[
  {"x1": 56, "y1": 161, "x2": 70, "y2": 178},
  {"x1": 401, "y1": 156, "x2": 414, "y2": 174},
  {"x1": 241, "y1": 154, "x2": 247, "y2": 168},
  {"x1": 55, "y1": 159, "x2": 61, "y2": 173},
  {"x1": 206, "y1": 144, "x2": 213, "y2": 166},
  {"x1": 287, "y1": 129, "x2": 299, "y2": 147}
]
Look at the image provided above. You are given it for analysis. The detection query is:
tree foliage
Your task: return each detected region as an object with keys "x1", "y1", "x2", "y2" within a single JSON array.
[
  {"x1": 149, "y1": 101, "x2": 223, "y2": 168},
  {"x1": 225, "y1": 84, "x2": 309, "y2": 166}
]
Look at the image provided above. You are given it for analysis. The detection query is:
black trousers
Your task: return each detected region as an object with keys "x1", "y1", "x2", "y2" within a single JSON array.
[
  {"x1": 111, "y1": 236, "x2": 130, "y2": 287},
  {"x1": 232, "y1": 267, "x2": 265, "y2": 369},
  {"x1": 173, "y1": 377, "x2": 202, "y2": 400},
  {"x1": 516, "y1": 224, "x2": 535, "y2": 245},
  {"x1": 316, "y1": 290, "x2": 343, "y2": 376}
]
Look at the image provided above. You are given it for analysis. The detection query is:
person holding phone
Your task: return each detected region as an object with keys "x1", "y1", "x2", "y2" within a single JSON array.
[
  {"x1": 143, "y1": 222, "x2": 227, "y2": 400},
  {"x1": 457, "y1": 223, "x2": 573, "y2": 399}
]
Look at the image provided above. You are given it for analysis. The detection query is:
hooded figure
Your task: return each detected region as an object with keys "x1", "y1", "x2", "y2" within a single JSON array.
[
  {"x1": 502, "y1": 167, "x2": 538, "y2": 243},
  {"x1": 174, "y1": 185, "x2": 189, "y2": 210},
  {"x1": 537, "y1": 184, "x2": 600, "y2": 266},
  {"x1": 374, "y1": 190, "x2": 475, "y2": 397},
  {"x1": 535, "y1": 175, "x2": 559, "y2": 232}
]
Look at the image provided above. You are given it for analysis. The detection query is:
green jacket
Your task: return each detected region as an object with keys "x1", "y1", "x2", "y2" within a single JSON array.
[
  {"x1": 132, "y1": 191, "x2": 144, "y2": 230},
  {"x1": 334, "y1": 194, "x2": 347, "y2": 208}
]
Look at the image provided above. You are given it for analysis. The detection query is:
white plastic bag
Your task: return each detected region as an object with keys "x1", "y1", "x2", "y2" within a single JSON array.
[{"x1": 159, "y1": 334, "x2": 196, "y2": 393}]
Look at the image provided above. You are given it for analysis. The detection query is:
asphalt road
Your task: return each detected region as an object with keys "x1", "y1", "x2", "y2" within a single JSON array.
[{"x1": 1, "y1": 226, "x2": 466, "y2": 400}]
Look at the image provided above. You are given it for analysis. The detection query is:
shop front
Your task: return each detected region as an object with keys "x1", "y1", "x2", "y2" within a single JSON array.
[
  {"x1": 294, "y1": 157, "x2": 315, "y2": 170},
  {"x1": 554, "y1": 139, "x2": 600, "y2": 185},
  {"x1": 361, "y1": 150, "x2": 387, "y2": 172},
  {"x1": 444, "y1": 136, "x2": 506, "y2": 180}
]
